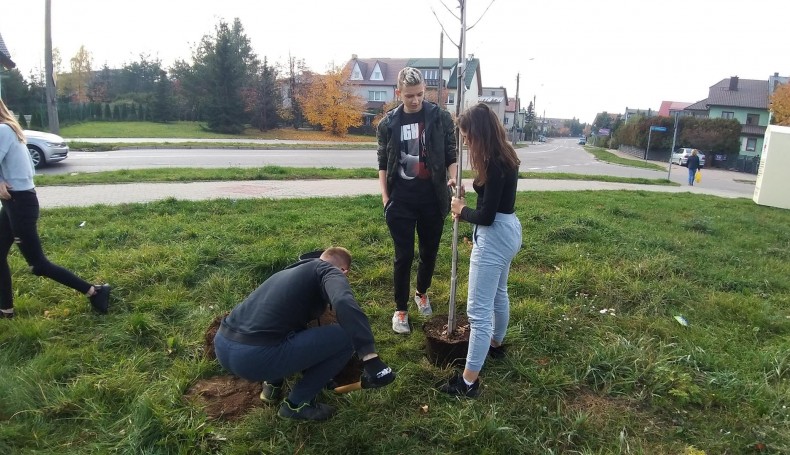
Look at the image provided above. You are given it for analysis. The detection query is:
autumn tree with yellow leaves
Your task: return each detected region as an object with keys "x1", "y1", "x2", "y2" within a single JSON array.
[
  {"x1": 769, "y1": 83, "x2": 790, "y2": 126},
  {"x1": 297, "y1": 66, "x2": 366, "y2": 136}
]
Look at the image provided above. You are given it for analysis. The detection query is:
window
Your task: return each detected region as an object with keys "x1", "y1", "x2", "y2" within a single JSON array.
[
  {"x1": 446, "y1": 93, "x2": 455, "y2": 104},
  {"x1": 721, "y1": 111, "x2": 735, "y2": 119},
  {"x1": 423, "y1": 70, "x2": 437, "y2": 80},
  {"x1": 746, "y1": 138, "x2": 757, "y2": 152},
  {"x1": 491, "y1": 90, "x2": 496, "y2": 96},
  {"x1": 371, "y1": 64, "x2": 383, "y2": 81},
  {"x1": 351, "y1": 65, "x2": 362, "y2": 80},
  {"x1": 746, "y1": 113, "x2": 760, "y2": 125},
  {"x1": 504, "y1": 117, "x2": 509, "y2": 125},
  {"x1": 368, "y1": 91, "x2": 386, "y2": 101}
]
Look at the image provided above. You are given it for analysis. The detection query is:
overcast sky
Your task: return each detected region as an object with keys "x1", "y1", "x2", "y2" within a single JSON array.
[{"x1": 2, "y1": 0, "x2": 788, "y2": 123}]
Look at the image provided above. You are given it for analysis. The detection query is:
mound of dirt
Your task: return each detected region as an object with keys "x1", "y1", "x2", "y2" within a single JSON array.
[{"x1": 183, "y1": 375, "x2": 265, "y2": 420}]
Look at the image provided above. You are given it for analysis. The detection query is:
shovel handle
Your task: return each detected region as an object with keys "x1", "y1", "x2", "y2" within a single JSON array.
[{"x1": 333, "y1": 381, "x2": 362, "y2": 394}]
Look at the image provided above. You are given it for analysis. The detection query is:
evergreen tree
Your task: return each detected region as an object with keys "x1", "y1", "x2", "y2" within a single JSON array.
[
  {"x1": 178, "y1": 18, "x2": 259, "y2": 133},
  {"x1": 113, "y1": 104, "x2": 121, "y2": 121},
  {"x1": 248, "y1": 58, "x2": 281, "y2": 130},
  {"x1": 104, "y1": 103, "x2": 111, "y2": 120},
  {"x1": 151, "y1": 69, "x2": 174, "y2": 122}
]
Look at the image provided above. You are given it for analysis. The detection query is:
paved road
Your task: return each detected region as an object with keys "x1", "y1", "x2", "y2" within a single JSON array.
[{"x1": 33, "y1": 137, "x2": 756, "y2": 208}]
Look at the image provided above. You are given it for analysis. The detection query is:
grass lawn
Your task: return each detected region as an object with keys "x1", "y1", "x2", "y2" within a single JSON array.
[
  {"x1": 59, "y1": 121, "x2": 376, "y2": 142},
  {"x1": 586, "y1": 146, "x2": 667, "y2": 171},
  {"x1": 33, "y1": 167, "x2": 676, "y2": 187},
  {"x1": 0, "y1": 191, "x2": 788, "y2": 454}
]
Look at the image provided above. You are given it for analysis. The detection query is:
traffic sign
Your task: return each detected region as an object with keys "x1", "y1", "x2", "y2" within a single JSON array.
[{"x1": 650, "y1": 126, "x2": 667, "y2": 132}]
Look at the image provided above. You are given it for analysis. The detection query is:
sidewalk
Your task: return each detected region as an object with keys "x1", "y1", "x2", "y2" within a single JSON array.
[{"x1": 35, "y1": 178, "x2": 751, "y2": 209}]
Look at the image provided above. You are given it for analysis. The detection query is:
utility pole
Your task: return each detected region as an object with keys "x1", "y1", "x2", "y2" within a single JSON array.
[
  {"x1": 531, "y1": 94, "x2": 536, "y2": 143},
  {"x1": 512, "y1": 72, "x2": 520, "y2": 145},
  {"x1": 438, "y1": 32, "x2": 444, "y2": 110},
  {"x1": 45, "y1": 0, "x2": 60, "y2": 134},
  {"x1": 667, "y1": 112, "x2": 680, "y2": 179}
]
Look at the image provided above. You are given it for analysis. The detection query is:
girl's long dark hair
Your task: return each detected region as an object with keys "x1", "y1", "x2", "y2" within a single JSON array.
[{"x1": 457, "y1": 103, "x2": 520, "y2": 185}]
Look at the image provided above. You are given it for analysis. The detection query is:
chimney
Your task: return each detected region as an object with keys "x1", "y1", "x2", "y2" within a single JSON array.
[
  {"x1": 729, "y1": 76, "x2": 739, "y2": 91},
  {"x1": 352, "y1": 54, "x2": 358, "y2": 60}
]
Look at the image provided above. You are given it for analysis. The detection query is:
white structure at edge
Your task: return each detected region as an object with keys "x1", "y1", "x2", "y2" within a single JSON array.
[{"x1": 753, "y1": 125, "x2": 790, "y2": 210}]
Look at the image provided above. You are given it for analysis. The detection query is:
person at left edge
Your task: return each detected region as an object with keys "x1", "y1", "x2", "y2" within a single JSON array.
[
  {"x1": 0, "y1": 99, "x2": 111, "y2": 319},
  {"x1": 213, "y1": 247, "x2": 396, "y2": 421}
]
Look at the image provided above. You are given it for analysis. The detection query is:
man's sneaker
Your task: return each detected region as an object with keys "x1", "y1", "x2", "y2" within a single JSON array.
[
  {"x1": 89, "y1": 284, "x2": 111, "y2": 314},
  {"x1": 259, "y1": 381, "x2": 283, "y2": 403},
  {"x1": 488, "y1": 344, "x2": 506, "y2": 359},
  {"x1": 415, "y1": 292, "x2": 432, "y2": 316},
  {"x1": 1, "y1": 309, "x2": 14, "y2": 319},
  {"x1": 436, "y1": 371, "x2": 481, "y2": 398},
  {"x1": 392, "y1": 311, "x2": 411, "y2": 334},
  {"x1": 278, "y1": 399, "x2": 336, "y2": 421}
]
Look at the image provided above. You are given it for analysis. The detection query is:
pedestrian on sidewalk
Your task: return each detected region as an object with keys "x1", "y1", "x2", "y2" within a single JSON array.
[
  {"x1": 439, "y1": 103, "x2": 522, "y2": 398},
  {"x1": 0, "y1": 99, "x2": 110, "y2": 319},
  {"x1": 377, "y1": 67, "x2": 458, "y2": 334},
  {"x1": 687, "y1": 149, "x2": 701, "y2": 186}
]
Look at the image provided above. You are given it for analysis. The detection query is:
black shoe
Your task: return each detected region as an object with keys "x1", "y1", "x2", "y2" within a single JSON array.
[
  {"x1": 1, "y1": 310, "x2": 13, "y2": 319},
  {"x1": 89, "y1": 284, "x2": 111, "y2": 314},
  {"x1": 278, "y1": 399, "x2": 336, "y2": 421},
  {"x1": 260, "y1": 381, "x2": 284, "y2": 403},
  {"x1": 488, "y1": 344, "x2": 506, "y2": 359},
  {"x1": 436, "y1": 371, "x2": 481, "y2": 398}
]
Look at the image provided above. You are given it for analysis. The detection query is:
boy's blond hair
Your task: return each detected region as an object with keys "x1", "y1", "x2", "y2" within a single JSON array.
[{"x1": 397, "y1": 67, "x2": 424, "y2": 90}]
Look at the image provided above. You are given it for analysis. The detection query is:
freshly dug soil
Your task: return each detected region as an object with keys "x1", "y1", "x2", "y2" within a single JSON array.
[
  {"x1": 183, "y1": 375, "x2": 265, "y2": 420},
  {"x1": 423, "y1": 314, "x2": 470, "y2": 368}
]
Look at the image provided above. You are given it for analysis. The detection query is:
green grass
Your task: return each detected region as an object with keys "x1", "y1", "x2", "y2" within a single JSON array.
[
  {"x1": 586, "y1": 146, "x2": 667, "y2": 171},
  {"x1": 34, "y1": 167, "x2": 676, "y2": 187},
  {"x1": 59, "y1": 121, "x2": 376, "y2": 142},
  {"x1": 67, "y1": 140, "x2": 375, "y2": 152},
  {"x1": 1, "y1": 192, "x2": 788, "y2": 453}
]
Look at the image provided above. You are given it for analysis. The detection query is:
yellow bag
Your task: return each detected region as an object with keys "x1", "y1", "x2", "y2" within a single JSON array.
[{"x1": 695, "y1": 169, "x2": 702, "y2": 183}]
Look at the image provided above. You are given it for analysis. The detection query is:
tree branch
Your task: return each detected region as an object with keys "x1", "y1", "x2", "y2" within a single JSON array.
[
  {"x1": 430, "y1": 7, "x2": 459, "y2": 48},
  {"x1": 439, "y1": 0, "x2": 461, "y2": 20},
  {"x1": 467, "y1": 0, "x2": 496, "y2": 31}
]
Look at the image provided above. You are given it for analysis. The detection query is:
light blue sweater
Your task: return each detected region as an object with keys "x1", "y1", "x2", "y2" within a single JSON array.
[{"x1": 0, "y1": 123, "x2": 35, "y2": 191}]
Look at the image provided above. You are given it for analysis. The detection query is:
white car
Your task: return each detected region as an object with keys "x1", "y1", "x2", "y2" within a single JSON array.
[
  {"x1": 24, "y1": 130, "x2": 69, "y2": 169},
  {"x1": 671, "y1": 148, "x2": 705, "y2": 168}
]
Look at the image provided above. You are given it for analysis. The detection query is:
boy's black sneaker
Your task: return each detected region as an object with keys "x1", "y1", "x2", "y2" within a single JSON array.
[
  {"x1": 1, "y1": 310, "x2": 14, "y2": 319},
  {"x1": 436, "y1": 371, "x2": 481, "y2": 398},
  {"x1": 89, "y1": 284, "x2": 111, "y2": 314},
  {"x1": 278, "y1": 399, "x2": 336, "y2": 421},
  {"x1": 488, "y1": 344, "x2": 506, "y2": 359},
  {"x1": 259, "y1": 381, "x2": 284, "y2": 403}
]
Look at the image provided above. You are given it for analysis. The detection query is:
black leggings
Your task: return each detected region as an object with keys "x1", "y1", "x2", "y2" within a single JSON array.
[{"x1": 0, "y1": 190, "x2": 91, "y2": 310}]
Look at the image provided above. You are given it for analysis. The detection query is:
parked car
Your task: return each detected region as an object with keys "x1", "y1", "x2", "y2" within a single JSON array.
[
  {"x1": 538, "y1": 135, "x2": 547, "y2": 142},
  {"x1": 24, "y1": 130, "x2": 69, "y2": 169},
  {"x1": 578, "y1": 137, "x2": 586, "y2": 145},
  {"x1": 671, "y1": 147, "x2": 705, "y2": 168}
]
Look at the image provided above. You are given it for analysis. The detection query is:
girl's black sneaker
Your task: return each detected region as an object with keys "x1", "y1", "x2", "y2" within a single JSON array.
[{"x1": 436, "y1": 371, "x2": 480, "y2": 398}]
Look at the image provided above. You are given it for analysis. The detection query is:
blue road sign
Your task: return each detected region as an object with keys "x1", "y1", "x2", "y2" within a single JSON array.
[{"x1": 650, "y1": 126, "x2": 667, "y2": 132}]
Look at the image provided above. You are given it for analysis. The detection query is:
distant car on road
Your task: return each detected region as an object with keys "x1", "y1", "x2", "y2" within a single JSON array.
[
  {"x1": 671, "y1": 147, "x2": 705, "y2": 168},
  {"x1": 578, "y1": 137, "x2": 586, "y2": 145},
  {"x1": 538, "y1": 135, "x2": 547, "y2": 142},
  {"x1": 24, "y1": 130, "x2": 69, "y2": 169}
]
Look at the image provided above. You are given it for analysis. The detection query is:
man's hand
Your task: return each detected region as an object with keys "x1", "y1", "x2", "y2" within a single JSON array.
[
  {"x1": 0, "y1": 182, "x2": 12, "y2": 200},
  {"x1": 361, "y1": 356, "x2": 396, "y2": 389}
]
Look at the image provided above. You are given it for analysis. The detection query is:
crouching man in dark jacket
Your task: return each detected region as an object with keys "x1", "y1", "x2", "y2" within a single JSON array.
[{"x1": 214, "y1": 247, "x2": 395, "y2": 421}]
